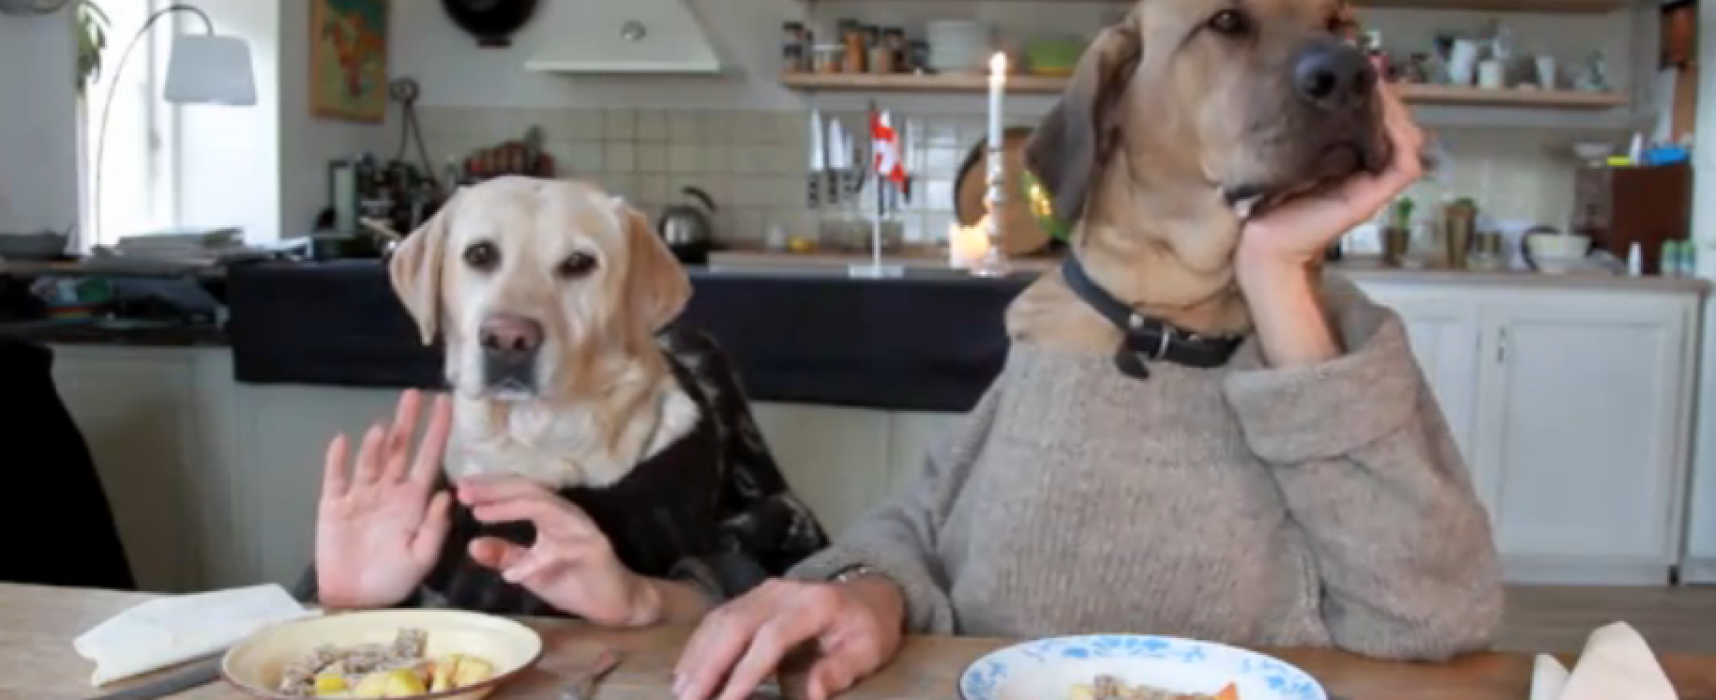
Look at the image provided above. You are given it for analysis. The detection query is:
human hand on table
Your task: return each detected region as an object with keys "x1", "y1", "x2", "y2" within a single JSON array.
[
  {"x1": 315, "y1": 389, "x2": 454, "y2": 609},
  {"x1": 455, "y1": 475, "x2": 662, "y2": 628},
  {"x1": 673, "y1": 576, "x2": 907, "y2": 700}
]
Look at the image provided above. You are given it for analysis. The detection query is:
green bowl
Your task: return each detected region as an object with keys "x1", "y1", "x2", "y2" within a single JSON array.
[
  {"x1": 1020, "y1": 170, "x2": 1072, "y2": 242},
  {"x1": 1024, "y1": 37, "x2": 1085, "y2": 77}
]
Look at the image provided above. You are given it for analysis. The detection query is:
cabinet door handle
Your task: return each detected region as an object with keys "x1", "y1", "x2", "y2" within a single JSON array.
[{"x1": 1496, "y1": 328, "x2": 1508, "y2": 364}]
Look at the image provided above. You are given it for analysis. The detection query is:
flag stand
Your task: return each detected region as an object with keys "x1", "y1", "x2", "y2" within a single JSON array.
[{"x1": 849, "y1": 100, "x2": 904, "y2": 279}]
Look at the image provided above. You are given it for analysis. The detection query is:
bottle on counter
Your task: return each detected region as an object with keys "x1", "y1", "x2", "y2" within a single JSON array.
[{"x1": 1627, "y1": 242, "x2": 1643, "y2": 277}]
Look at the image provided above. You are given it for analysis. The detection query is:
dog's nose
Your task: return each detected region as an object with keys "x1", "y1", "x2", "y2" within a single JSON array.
[
  {"x1": 479, "y1": 314, "x2": 543, "y2": 358},
  {"x1": 1292, "y1": 39, "x2": 1376, "y2": 109}
]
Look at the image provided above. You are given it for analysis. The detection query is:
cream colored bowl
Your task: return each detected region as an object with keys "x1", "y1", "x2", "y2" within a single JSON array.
[{"x1": 221, "y1": 609, "x2": 543, "y2": 700}]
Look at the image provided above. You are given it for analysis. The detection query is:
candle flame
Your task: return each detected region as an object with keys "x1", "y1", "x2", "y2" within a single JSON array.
[{"x1": 990, "y1": 52, "x2": 1008, "y2": 76}]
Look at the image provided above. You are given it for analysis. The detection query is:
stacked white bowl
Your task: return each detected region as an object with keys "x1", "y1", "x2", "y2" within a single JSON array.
[{"x1": 926, "y1": 20, "x2": 994, "y2": 74}]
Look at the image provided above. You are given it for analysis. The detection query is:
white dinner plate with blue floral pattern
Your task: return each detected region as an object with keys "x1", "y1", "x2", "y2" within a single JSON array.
[{"x1": 958, "y1": 635, "x2": 1327, "y2": 700}]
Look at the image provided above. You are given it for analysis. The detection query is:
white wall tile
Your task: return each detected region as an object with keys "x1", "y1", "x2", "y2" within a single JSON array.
[
  {"x1": 603, "y1": 109, "x2": 637, "y2": 140},
  {"x1": 637, "y1": 143, "x2": 669, "y2": 173},
  {"x1": 670, "y1": 113, "x2": 700, "y2": 142},
  {"x1": 669, "y1": 144, "x2": 700, "y2": 174},
  {"x1": 636, "y1": 111, "x2": 669, "y2": 142},
  {"x1": 604, "y1": 143, "x2": 637, "y2": 173}
]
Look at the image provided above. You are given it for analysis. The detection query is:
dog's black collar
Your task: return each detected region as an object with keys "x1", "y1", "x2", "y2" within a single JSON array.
[{"x1": 1059, "y1": 255, "x2": 1243, "y2": 379}]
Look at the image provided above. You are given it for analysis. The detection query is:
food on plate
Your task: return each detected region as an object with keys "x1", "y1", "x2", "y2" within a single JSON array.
[
  {"x1": 275, "y1": 628, "x2": 497, "y2": 697},
  {"x1": 1068, "y1": 674, "x2": 1240, "y2": 700}
]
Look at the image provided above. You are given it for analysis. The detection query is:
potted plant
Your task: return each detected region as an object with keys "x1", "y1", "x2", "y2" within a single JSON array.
[{"x1": 75, "y1": 0, "x2": 109, "y2": 98}]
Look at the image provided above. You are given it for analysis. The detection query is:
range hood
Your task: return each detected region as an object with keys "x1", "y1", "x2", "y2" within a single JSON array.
[{"x1": 524, "y1": 0, "x2": 723, "y2": 75}]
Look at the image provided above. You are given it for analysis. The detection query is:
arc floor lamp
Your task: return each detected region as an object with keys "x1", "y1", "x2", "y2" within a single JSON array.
[{"x1": 90, "y1": 3, "x2": 255, "y2": 247}]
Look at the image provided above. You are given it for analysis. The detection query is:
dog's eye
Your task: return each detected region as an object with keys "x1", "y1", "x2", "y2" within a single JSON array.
[
  {"x1": 463, "y1": 242, "x2": 499, "y2": 271},
  {"x1": 556, "y1": 251, "x2": 598, "y2": 279},
  {"x1": 1206, "y1": 9, "x2": 1248, "y2": 35}
]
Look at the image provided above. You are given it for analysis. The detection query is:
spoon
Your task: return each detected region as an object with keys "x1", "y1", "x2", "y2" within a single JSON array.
[{"x1": 559, "y1": 648, "x2": 626, "y2": 700}]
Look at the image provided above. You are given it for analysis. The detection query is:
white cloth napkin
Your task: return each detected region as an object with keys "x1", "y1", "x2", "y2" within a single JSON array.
[
  {"x1": 73, "y1": 584, "x2": 320, "y2": 686},
  {"x1": 1529, "y1": 622, "x2": 1679, "y2": 700}
]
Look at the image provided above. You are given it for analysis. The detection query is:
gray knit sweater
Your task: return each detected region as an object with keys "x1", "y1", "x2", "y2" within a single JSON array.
[{"x1": 789, "y1": 281, "x2": 1504, "y2": 661}]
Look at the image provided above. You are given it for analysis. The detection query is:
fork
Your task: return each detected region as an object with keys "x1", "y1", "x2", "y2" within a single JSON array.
[{"x1": 559, "y1": 648, "x2": 626, "y2": 700}]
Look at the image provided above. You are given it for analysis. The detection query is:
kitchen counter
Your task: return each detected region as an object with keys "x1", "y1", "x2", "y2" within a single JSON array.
[
  {"x1": 224, "y1": 261, "x2": 1025, "y2": 412},
  {"x1": 711, "y1": 249, "x2": 1713, "y2": 294}
]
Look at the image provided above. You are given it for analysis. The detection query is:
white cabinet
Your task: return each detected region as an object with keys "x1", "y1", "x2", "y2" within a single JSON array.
[
  {"x1": 752, "y1": 403, "x2": 893, "y2": 539},
  {"x1": 1359, "y1": 289, "x2": 1489, "y2": 507},
  {"x1": 48, "y1": 347, "x2": 209, "y2": 593},
  {"x1": 1355, "y1": 283, "x2": 1702, "y2": 585},
  {"x1": 235, "y1": 385, "x2": 405, "y2": 587},
  {"x1": 1475, "y1": 295, "x2": 1694, "y2": 583}
]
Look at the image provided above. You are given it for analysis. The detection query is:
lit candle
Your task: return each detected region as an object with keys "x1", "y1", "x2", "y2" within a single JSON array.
[
  {"x1": 987, "y1": 53, "x2": 1007, "y2": 157},
  {"x1": 949, "y1": 221, "x2": 991, "y2": 269}
]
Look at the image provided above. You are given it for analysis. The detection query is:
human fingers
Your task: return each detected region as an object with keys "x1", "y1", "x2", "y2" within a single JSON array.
[
  {"x1": 410, "y1": 394, "x2": 453, "y2": 487},
  {"x1": 321, "y1": 433, "x2": 350, "y2": 502},
  {"x1": 500, "y1": 542, "x2": 586, "y2": 584},
  {"x1": 383, "y1": 390, "x2": 423, "y2": 482},
  {"x1": 409, "y1": 490, "x2": 453, "y2": 567},
  {"x1": 469, "y1": 496, "x2": 599, "y2": 540},
  {"x1": 674, "y1": 586, "x2": 787, "y2": 700},
  {"x1": 468, "y1": 536, "x2": 530, "y2": 571},
  {"x1": 711, "y1": 587, "x2": 841, "y2": 700},
  {"x1": 802, "y1": 644, "x2": 881, "y2": 700},
  {"x1": 352, "y1": 424, "x2": 388, "y2": 487}
]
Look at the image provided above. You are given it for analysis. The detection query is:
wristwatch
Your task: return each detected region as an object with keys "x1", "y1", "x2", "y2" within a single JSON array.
[{"x1": 829, "y1": 564, "x2": 882, "y2": 585}]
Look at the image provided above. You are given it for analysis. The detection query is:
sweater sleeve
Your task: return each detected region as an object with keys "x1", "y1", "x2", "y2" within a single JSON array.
[
  {"x1": 786, "y1": 384, "x2": 1006, "y2": 635},
  {"x1": 1221, "y1": 286, "x2": 1503, "y2": 661}
]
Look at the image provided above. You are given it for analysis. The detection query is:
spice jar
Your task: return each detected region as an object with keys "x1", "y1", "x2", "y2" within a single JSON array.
[
  {"x1": 883, "y1": 28, "x2": 906, "y2": 74},
  {"x1": 813, "y1": 43, "x2": 844, "y2": 74},
  {"x1": 869, "y1": 44, "x2": 894, "y2": 74},
  {"x1": 842, "y1": 24, "x2": 867, "y2": 73}
]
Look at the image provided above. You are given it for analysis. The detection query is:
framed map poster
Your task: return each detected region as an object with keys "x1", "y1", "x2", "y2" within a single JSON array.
[{"x1": 311, "y1": 0, "x2": 389, "y2": 122}]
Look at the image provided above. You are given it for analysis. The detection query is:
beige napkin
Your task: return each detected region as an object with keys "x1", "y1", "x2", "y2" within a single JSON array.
[
  {"x1": 1529, "y1": 622, "x2": 1679, "y2": 700},
  {"x1": 73, "y1": 584, "x2": 320, "y2": 686}
]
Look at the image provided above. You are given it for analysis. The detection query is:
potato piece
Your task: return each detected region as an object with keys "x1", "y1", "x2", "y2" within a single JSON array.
[
  {"x1": 451, "y1": 656, "x2": 495, "y2": 687},
  {"x1": 1215, "y1": 682, "x2": 1240, "y2": 700},
  {"x1": 350, "y1": 672, "x2": 391, "y2": 698},
  {"x1": 429, "y1": 654, "x2": 463, "y2": 692},
  {"x1": 380, "y1": 668, "x2": 428, "y2": 697},
  {"x1": 1068, "y1": 684, "x2": 1096, "y2": 700},
  {"x1": 313, "y1": 673, "x2": 350, "y2": 696}
]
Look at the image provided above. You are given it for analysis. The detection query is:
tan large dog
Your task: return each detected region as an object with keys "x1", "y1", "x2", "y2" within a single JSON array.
[
  {"x1": 1013, "y1": 0, "x2": 1385, "y2": 352},
  {"x1": 388, "y1": 176, "x2": 697, "y2": 488}
]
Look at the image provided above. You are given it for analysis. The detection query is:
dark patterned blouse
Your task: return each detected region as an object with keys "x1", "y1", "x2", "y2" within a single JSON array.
[{"x1": 295, "y1": 325, "x2": 830, "y2": 616}]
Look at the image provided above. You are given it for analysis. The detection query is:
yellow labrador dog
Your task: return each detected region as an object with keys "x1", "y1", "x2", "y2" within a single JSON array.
[
  {"x1": 1014, "y1": 0, "x2": 1386, "y2": 352},
  {"x1": 389, "y1": 176, "x2": 695, "y2": 487},
  {"x1": 298, "y1": 176, "x2": 828, "y2": 616}
]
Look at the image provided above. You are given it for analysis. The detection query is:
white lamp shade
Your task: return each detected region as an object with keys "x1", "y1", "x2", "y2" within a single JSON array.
[{"x1": 164, "y1": 35, "x2": 256, "y2": 106}]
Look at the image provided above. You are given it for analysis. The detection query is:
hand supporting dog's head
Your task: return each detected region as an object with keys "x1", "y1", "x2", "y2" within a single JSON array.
[
  {"x1": 1026, "y1": 0, "x2": 1388, "y2": 271},
  {"x1": 389, "y1": 176, "x2": 691, "y2": 402}
]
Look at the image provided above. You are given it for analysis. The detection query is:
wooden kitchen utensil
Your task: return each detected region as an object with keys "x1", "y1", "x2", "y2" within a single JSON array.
[{"x1": 954, "y1": 127, "x2": 1052, "y2": 257}]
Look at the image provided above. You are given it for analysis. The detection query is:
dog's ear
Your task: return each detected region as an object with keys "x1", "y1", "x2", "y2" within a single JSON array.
[
  {"x1": 614, "y1": 197, "x2": 691, "y2": 334},
  {"x1": 1024, "y1": 21, "x2": 1141, "y2": 228},
  {"x1": 389, "y1": 189, "x2": 460, "y2": 345}
]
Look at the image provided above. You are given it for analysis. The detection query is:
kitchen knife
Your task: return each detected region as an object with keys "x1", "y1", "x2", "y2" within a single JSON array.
[{"x1": 84, "y1": 655, "x2": 222, "y2": 700}]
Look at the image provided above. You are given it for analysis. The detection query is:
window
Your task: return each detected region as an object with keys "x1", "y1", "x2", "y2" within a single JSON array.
[{"x1": 80, "y1": 0, "x2": 179, "y2": 249}]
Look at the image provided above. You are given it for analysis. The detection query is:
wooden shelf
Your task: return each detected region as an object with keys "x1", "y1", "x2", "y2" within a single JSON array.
[
  {"x1": 797, "y1": 0, "x2": 1635, "y2": 13},
  {"x1": 780, "y1": 73, "x2": 1629, "y2": 110}
]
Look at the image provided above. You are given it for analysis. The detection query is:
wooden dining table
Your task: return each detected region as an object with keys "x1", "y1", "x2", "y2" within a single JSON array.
[{"x1": 5, "y1": 583, "x2": 1714, "y2": 700}]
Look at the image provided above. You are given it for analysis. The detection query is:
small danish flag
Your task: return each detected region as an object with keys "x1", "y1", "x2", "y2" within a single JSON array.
[{"x1": 871, "y1": 110, "x2": 906, "y2": 185}]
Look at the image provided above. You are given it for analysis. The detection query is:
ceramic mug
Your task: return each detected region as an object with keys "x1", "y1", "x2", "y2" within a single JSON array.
[
  {"x1": 1448, "y1": 39, "x2": 1480, "y2": 85},
  {"x1": 1477, "y1": 60, "x2": 1505, "y2": 89},
  {"x1": 1536, "y1": 55, "x2": 1557, "y2": 89}
]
